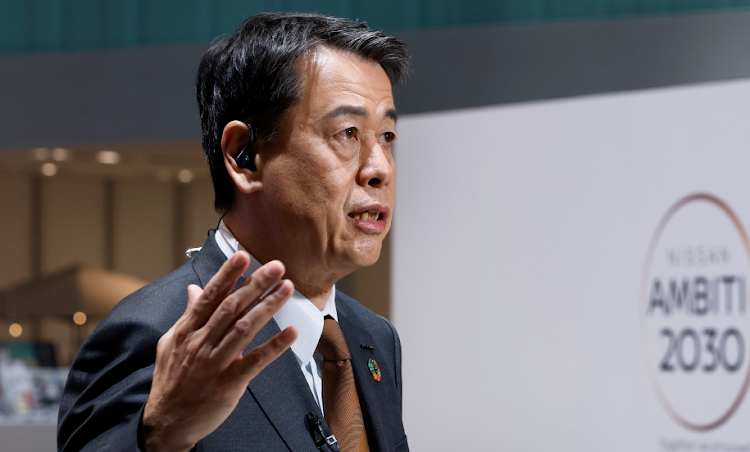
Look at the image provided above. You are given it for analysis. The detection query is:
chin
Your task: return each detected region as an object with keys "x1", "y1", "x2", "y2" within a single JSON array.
[{"x1": 346, "y1": 241, "x2": 383, "y2": 268}]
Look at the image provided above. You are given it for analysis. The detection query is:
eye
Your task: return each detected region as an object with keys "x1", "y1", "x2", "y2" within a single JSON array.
[
  {"x1": 338, "y1": 127, "x2": 358, "y2": 142},
  {"x1": 379, "y1": 131, "x2": 396, "y2": 145}
]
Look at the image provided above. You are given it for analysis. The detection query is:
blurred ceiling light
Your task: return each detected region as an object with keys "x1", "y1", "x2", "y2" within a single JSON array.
[
  {"x1": 51, "y1": 147, "x2": 70, "y2": 161},
  {"x1": 73, "y1": 311, "x2": 87, "y2": 325},
  {"x1": 33, "y1": 147, "x2": 50, "y2": 160},
  {"x1": 178, "y1": 169, "x2": 194, "y2": 183},
  {"x1": 41, "y1": 162, "x2": 58, "y2": 176},
  {"x1": 97, "y1": 150, "x2": 121, "y2": 164},
  {"x1": 9, "y1": 323, "x2": 22, "y2": 337}
]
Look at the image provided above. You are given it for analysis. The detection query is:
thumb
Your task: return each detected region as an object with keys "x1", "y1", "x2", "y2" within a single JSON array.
[{"x1": 186, "y1": 284, "x2": 204, "y2": 309}]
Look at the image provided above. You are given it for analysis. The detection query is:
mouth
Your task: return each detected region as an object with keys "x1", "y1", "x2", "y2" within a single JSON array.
[
  {"x1": 347, "y1": 205, "x2": 390, "y2": 233},
  {"x1": 348, "y1": 210, "x2": 385, "y2": 221}
]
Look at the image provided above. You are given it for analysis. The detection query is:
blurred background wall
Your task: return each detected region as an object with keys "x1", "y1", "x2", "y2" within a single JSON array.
[{"x1": 3, "y1": 1, "x2": 750, "y2": 450}]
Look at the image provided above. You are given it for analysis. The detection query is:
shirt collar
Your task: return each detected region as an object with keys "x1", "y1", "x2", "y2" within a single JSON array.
[{"x1": 214, "y1": 220, "x2": 338, "y2": 365}]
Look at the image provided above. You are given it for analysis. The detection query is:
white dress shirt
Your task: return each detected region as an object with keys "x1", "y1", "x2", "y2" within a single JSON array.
[{"x1": 214, "y1": 221, "x2": 336, "y2": 412}]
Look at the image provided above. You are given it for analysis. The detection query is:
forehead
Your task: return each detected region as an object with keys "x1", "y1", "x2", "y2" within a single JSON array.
[{"x1": 292, "y1": 47, "x2": 395, "y2": 117}]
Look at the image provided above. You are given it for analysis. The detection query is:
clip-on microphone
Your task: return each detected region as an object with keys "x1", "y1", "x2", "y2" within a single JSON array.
[
  {"x1": 306, "y1": 412, "x2": 339, "y2": 452},
  {"x1": 235, "y1": 122, "x2": 257, "y2": 171}
]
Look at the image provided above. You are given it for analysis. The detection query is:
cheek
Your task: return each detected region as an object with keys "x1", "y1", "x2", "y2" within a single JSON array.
[{"x1": 265, "y1": 156, "x2": 352, "y2": 223}]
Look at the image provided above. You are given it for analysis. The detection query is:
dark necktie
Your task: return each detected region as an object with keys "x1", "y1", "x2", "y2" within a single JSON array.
[{"x1": 317, "y1": 318, "x2": 370, "y2": 452}]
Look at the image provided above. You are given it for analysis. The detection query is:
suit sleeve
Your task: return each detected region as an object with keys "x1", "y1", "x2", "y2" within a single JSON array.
[
  {"x1": 57, "y1": 310, "x2": 163, "y2": 452},
  {"x1": 380, "y1": 316, "x2": 409, "y2": 452},
  {"x1": 383, "y1": 317, "x2": 403, "y2": 403},
  {"x1": 57, "y1": 268, "x2": 194, "y2": 452}
]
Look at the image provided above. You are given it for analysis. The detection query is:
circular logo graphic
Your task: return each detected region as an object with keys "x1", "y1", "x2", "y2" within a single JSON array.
[
  {"x1": 368, "y1": 358, "x2": 381, "y2": 382},
  {"x1": 642, "y1": 193, "x2": 750, "y2": 431}
]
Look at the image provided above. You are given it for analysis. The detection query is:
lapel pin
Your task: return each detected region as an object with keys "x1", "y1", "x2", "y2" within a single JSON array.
[
  {"x1": 368, "y1": 358, "x2": 381, "y2": 382},
  {"x1": 360, "y1": 344, "x2": 376, "y2": 352}
]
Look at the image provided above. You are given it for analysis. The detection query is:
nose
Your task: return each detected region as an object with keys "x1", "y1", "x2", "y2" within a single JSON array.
[{"x1": 357, "y1": 137, "x2": 394, "y2": 188}]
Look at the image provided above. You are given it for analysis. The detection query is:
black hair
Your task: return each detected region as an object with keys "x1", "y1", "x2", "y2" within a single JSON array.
[{"x1": 196, "y1": 12, "x2": 411, "y2": 211}]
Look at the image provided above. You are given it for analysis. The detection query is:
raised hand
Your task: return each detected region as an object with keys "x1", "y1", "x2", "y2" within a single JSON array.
[{"x1": 142, "y1": 251, "x2": 298, "y2": 452}]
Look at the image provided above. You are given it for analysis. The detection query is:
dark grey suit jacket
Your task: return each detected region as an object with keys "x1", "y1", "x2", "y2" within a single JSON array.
[{"x1": 57, "y1": 233, "x2": 408, "y2": 451}]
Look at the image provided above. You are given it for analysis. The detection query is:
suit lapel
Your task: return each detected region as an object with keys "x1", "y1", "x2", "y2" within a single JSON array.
[
  {"x1": 245, "y1": 320, "x2": 323, "y2": 451},
  {"x1": 336, "y1": 294, "x2": 392, "y2": 452},
  {"x1": 191, "y1": 233, "x2": 322, "y2": 450}
]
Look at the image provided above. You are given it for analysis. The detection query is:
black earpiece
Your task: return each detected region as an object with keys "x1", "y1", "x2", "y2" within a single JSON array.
[{"x1": 235, "y1": 122, "x2": 257, "y2": 171}]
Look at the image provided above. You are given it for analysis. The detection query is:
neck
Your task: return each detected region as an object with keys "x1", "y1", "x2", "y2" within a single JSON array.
[
  {"x1": 224, "y1": 210, "x2": 339, "y2": 311},
  {"x1": 297, "y1": 284, "x2": 332, "y2": 311}
]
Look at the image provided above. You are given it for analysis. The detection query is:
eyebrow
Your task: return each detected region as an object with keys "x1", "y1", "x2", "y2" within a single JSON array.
[{"x1": 323, "y1": 106, "x2": 399, "y2": 123}]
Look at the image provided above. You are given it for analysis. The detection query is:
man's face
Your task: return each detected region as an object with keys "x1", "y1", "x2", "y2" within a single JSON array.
[{"x1": 256, "y1": 47, "x2": 396, "y2": 283}]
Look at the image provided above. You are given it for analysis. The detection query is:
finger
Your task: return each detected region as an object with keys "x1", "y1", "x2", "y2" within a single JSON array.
[
  {"x1": 232, "y1": 259, "x2": 285, "y2": 298},
  {"x1": 232, "y1": 326, "x2": 299, "y2": 382},
  {"x1": 181, "y1": 251, "x2": 250, "y2": 331},
  {"x1": 201, "y1": 260, "x2": 287, "y2": 346},
  {"x1": 210, "y1": 279, "x2": 294, "y2": 366}
]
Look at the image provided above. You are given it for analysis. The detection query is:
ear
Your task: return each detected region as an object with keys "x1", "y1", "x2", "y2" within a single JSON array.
[{"x1": 221, "y1": 120, "x2": 263, "y2": 194}]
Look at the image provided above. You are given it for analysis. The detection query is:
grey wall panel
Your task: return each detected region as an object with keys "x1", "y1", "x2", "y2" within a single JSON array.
[
  {"x1": 0, "y1": 44, "x2": 205, "y2": 148},
  {"x1": 394, "y1": 10, "x2": 750, "y2": 113},
  {"x1": 3, "y1": 11, "x2": 750, "y2": 149}
]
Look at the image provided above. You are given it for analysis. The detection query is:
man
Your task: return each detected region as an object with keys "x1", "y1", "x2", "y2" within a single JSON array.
[{"x1": 57, "y1": 12, "x2": 410, "y2": 452}]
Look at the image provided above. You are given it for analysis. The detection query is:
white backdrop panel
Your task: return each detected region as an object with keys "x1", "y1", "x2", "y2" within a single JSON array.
[{"x1": 392, "y1": 78, "x2": 750, "y2": 451}]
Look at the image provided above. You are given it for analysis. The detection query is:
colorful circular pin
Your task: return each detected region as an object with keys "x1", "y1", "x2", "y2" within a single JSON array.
[{"x1": 368, "y1": 358, "x2": 381, "y2": 381}]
